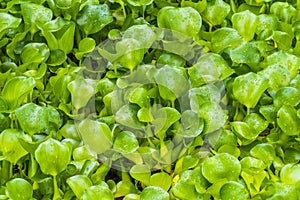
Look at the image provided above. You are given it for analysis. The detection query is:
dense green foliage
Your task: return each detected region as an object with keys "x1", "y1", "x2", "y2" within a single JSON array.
[{"x1": 1, "y1": 0, "x2": 300, "y2": 199}]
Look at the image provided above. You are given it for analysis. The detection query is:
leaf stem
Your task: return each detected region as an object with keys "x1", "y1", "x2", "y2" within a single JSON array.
[
  {"x1": 247, "y1": 107, "x2": 250, "y2": 116},
  {"x1": 233, "y1": 102, "x2": 239, "y2": 121},
  {"x1": 53, "y1": 175, "x2": 61, "y2": 200}
]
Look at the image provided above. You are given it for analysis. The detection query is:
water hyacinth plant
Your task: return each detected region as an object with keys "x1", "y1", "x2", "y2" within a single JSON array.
[{"x1": 0, "y1": 0, "x2": 300, "y2": 199}]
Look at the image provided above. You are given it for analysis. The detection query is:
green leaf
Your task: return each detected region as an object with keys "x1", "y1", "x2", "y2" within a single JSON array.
[
  {"x1": 53, "y1": 75, "x2": 72, "y2": 103},
  {"x1": 130, "y1": 164, "x2": 151, "y2": 185},
  {"x1": 123, "y1": 25, "x2": 156, "y2": 50},
  {"x1": 261, "y1": 51, "x2": 300, "y2": 79},
  {"x1": 250, "y1": 143, "x2": 276, "y2": 167},
  {"x1": 202, "y1": 153, "x2": 241, "y2": 183},
  {"x1": 0, "y1": 13, "x2": 22, "y2": 39},
  {"x1": 54, "y1": 0, "x2": 79, "y2": 9},
  {"x1": 230, "y1": 42, "x2": 261, "y2": 64},
  {"x1": 2, "y1": 76, "x2": 36, "y2": 109},
  {"x1": 115, "y1": 181, "x2": 137, "y2": 198},
  {"x1": 115, "y1": 104, "x2": 145, "y2": 130},
  {"x1": 258, "y1": 64, "x2": 290, "y2": 91},
  {"x1": 21, "y1": 43, "x2": 50, "y2": 64},
  {"x1": 68, "y1": 78, "x2": 96, "y2": 110},
  {"x1": 6, "y1": 178, "x2": 33, "y2": 200},
  {"x1": 244, "y1": 113, "x2": 268, "y2": 136},
  {"x1": 207, "y1": 129, "x2": 237, "y2": 151},
  {"x1": 115, "y1": 38, "x2": 145, "y2": 71},
  {"x1": 197, "y1": 102, "x2": 227, "y2": 134},
  {"x1": 155, "y1": 65, "x2": 189, "y2": 102},
  {"x1": 240, "y1": 156, "x2": 266, "y2": 173},
  {"x1": 47, "y1": 49, "x2": 67, "y2": 66},
  {"x1": 232, "y1": 10, "x2": 257, "y2": 42},
  {"x1": 75, "y1": 37, "x2": 96, "y2": 60},
  {"x1": 21, "y1": 2, "x2": 53, "y2": 35},
  {"x1": 137, "y1": 107, "x2": 153, "y2": 122},
  {"x1": 290, "y1": 74, "x2": 300, "y2": 91},
  {"x1": 259, "y1": 104, "x2": 278, "y2": 123},
  {"x1": 231, "y1": 121, "x2": 257, "y2": 141},
  {"x1": 157, "y1": 6, "x2": 202, "y2": 37},
  {"x1": 272, "y1": 31, "x2": 293, "y2": 50},
  {"x1": 152, "y1": 107, "x2": 181, "y2": 139},
  {"x1": 202, "y1": 0, "x2": 230, "y2": 25},
  {"x1": 178, "y1": 110, "x2": 204, "y2": 137},
  {"x1": 140, "y1": 186, "x2": 169, "y2": 200},
  {"x1": 35, "y1": 138, "x2": 71, "y2": 176},
  {"x1": 127, "y1": 0, "x2": 153, "y2": 7},
  {"x1": 172, "y1": 177, "x2": 204, "y2": 200},
  {"x1": 0, "y1": 129, "x2": 29, "y2": 164},
  {"x1": 211, "y1": 28, "x2": 243, "y2": 53},
  {"x1": 284, "y1": 148, "x2": 300, "y2": 164},
  {"x1": 41, "y1": 17, "x2": 76, "y2": 53},
  {"x1": 270, "y1": 2, "x2": 296, "y2": 23},
  {"x1": 157, "y1": 53, "x2": 186, "y2": 68},
  {"x1": 15, "y1": 103, "x2": 49, "y2": 135},
  {"x1": 59, "y1": 121, "x2": 80, "y2": 141},
  {"x1": 81, "y1": 184, "x2": 114, "y2": 200},
  {"x1": 73, "y1": 145, "x2": 96, "y2": 161},
  {"x1": 78, "y1": 119, "x2": 113, "y2": 154},
  {"x1": 67, "y1": 175, "x2": 93, "y2": 199},
  {"x1": 218, "y1": 144, "x2": 240, "y2": 157},
  {"x1": 273, "y1": 87, "x2": 300, "y2": 108},
  {"x1": 150, "y1": 172, "x2": 172, "y2": 191},
  {"x1": 233, "y1": 72, "x2": 269, "y2": 108},
  {"x1": 114, "y1": 131, "x2": 139, "y2": 154},
  {"x1": 181, "y1": 0, "x2": 207, "y2": 13},
  {"x1": 220, "y1": 181, "x2": 249, "y2": 200},
  {"x1": 76, "y1": 4, "x2": 113, "y2": 35},
  {"x1": 189, "y1": 53, "x2": 234, "y2": 87},
  {"x1": 128, "y1": 87, "x2": 150, "y2": 108},
  {"x1": 277, "y1": 105, "x2": 300, "y2": 136},
  {"x1": 280, "y1": 164, "x2": 300, "y2": 185},
  {"x1": 123, "y1": 194, "x2": 140, "y2": 200},
  {"x1": 256, "y1": 14, "x2": 278, "y2": 35}
]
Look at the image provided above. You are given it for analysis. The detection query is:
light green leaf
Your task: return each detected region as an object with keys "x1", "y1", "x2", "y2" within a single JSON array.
[
  {"x1": 35, "y1": 138, "x2": 71, "y2": 176},
  {"x1": 0, "y1": 129, "x2": 29, "y2": 164},
  {"x1": 150, "y1": 172, "x2": 172, "y2": 191},
  {"x1": 78, "y1": 119, "x2": 113, "y2": 154},
  {"x1": 15, "y1": 103, "x2": 49, "y2": 135},
  {"x1": 258, "y1": 64, "x2": 290, "y2": 91},
  {"x1": 21, "y1": 43, "x2": 50, "y2": 64},
  {"x1": 233, "y1": 72, "x2": 269, "y2": 108},
  {"x1": 202, "y1": 153, "x2": 241, "y2": 183},
  {"x1": 76, "y1": 4, "x2": 113, "y2": 35},
  {"x1": 140, "y1": 186, "x2": 169, "y2": 200},
  {"x1": 2, "y1": 76, "x2": 36, "y2": 109},
  {"x1": 250, "y1": 143, "x2": 276, "y2": 167},
  {"x1": 211, "y1": 28, "x2": 243, "y2": 53},
  {"x1": 157, "y1": 6, "x2": 202, "y2": 37},
  {"x1": 67, "y1": 175, "x2": 93, "y2": 199},
  {"x1": 273, "y1": 87, "x2": 300, "y2": 108},
  {"x1": 197, "y1": 102, "x2": 227, "y2": 134},
  {"x1": 232, "y1": 10, "x2": 257, "y2": 42},
  {"x1": 68, "y1": 78, "x2": 96, "y2": 110},
  {"x1": 202, "y1": 0, "x2": 230, "y2": 25},
  {"x1": 114, "y1": 131, "x2": 139, "y2": 154},
  {"x1": 130, "y1": 164, "x2": 151, "y2": 185},
  {"x1": 6, "y1": 178, "x2": 33, "y2": 200},
  {"x1": 277, "y1": 105, "x2": 300, "y2": 136},
  {"x1": 280, "y1": 164, "x2": 300, "y2": 185},
  {"x1": 0, "y1": 13, "x2": 22, "y2": 39},
  {"x1": 230, "y1": 42, "x2": 261, "y2": 64},
  {"x1": 220, "y1": 181, "x2": 249, "y2": 200},
  {"x1": 81, "y1": 184, "x2": 114, "y2": 200}
]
